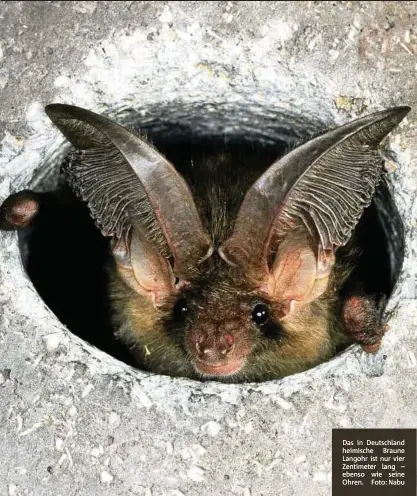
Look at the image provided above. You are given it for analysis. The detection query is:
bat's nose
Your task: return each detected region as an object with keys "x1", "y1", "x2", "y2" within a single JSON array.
[
  {"x1": 190, "y1": 332, "x2": 244, "y2": 376},
  {"x1": 195, "y1": 333, "x2": 235, "y2": 362}
]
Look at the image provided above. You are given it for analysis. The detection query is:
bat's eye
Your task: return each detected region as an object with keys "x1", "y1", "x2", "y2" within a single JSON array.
[
  {"x1": 252, "y1": 303, "x2": 269, "y2": 326},
  {"x1": 173, "y1": 298, "x2": 189, "y2": 319}
]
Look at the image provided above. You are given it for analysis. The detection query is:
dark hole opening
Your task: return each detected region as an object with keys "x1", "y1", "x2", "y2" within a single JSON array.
[{"x1": 17, "y1": 111, "x2": 405, "y2": 376}]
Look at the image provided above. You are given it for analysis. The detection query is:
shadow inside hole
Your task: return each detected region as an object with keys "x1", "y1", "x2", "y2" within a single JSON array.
[{"x1": 17, "y1": 114, "x2": 405, "y2": 374}]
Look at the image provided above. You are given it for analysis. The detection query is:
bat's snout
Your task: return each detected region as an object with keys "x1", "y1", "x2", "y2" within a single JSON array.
[{"x1": 188, "y1": 331, "x2": 246, "y2": 376}]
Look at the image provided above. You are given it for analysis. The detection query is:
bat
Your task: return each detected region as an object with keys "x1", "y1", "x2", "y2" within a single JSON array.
[{"x1": 0, "y1": 104, "x2": 410, "y2": 382}]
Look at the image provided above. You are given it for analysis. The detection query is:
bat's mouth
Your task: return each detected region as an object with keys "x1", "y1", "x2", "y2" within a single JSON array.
[{"x1": 194, "y1": 358, "x2": 245, "y2": 376}]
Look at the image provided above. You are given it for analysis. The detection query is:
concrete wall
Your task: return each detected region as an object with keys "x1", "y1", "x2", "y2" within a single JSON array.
[{"x1": 0, "y1": 2, "x2": 416, "y2": 495}]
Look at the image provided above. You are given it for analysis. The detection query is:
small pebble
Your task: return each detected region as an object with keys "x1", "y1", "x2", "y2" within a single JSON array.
[
  {"x1": 187, "y1": 466, "x2": 205, "y2": 482},
  {"x1": 109, "y1": 412, "x2": 121, "y2": 427},
  {"x1": 44, "y1": 333, "x2": 60, "y2": 352},
  {"x1": 55, "y1": 438, "x2": 64, "y2": 451},
  {"x1": 100, "y1": 470, "x2": 114, "y2": 483},
  {"x1": 201, "y1": 421, "x2": 221, "y2": 437}
]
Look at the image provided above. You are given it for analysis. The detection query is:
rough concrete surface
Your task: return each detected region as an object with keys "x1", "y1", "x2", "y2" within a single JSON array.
[{"x1": 0, "y1": 2, "x2": 416, "y2": 495}]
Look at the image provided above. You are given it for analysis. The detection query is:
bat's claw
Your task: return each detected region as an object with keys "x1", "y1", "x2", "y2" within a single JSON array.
[{"x1": 341, "y1": 294, "x2": 388, "y2": 354}]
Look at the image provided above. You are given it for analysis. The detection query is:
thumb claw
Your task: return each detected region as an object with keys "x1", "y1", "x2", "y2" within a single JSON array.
[{"x1": 0, "y1": 190, "x2": 40, "y2": 230}]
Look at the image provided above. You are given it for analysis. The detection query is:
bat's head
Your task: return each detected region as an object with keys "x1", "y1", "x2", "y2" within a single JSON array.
[
  {"x1": 42, "y1": 103, "x2": 410, "y2": 382},
  {"x1": 108, "y1": 245, "x2": 338, "y2": 382},
  {"x1": 162, "y1": 256, "x2": 338, "y2": 381}
]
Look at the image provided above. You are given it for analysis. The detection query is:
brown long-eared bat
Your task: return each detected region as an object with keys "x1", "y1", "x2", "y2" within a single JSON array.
[{"x1": 0, "y1": 104, "x2": 410, "y2": 382}]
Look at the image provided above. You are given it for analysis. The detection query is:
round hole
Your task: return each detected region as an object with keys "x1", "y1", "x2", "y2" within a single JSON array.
[{"x1": 12, "y1": 101, "x2": 405, "y2": 382}]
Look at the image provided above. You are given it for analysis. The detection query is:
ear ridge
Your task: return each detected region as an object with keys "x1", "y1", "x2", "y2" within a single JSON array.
[
  {"x1": 45, "y1": 104, "x2": 213, "y2": 278},
  {"x1": 273, "y1": 106, "x2": 409, "y2": 250},
  {"x1": 219, "y1": 106, "x2": 410, "y2": 277}
]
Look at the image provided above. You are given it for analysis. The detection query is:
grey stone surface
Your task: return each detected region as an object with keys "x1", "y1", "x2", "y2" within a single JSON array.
[{"x1": 0, "y1": 2, "x2": 416, "y2": 495}]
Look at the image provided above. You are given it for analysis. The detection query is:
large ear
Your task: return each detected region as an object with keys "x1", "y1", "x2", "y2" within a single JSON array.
[
  {"x1": 219, "y1": 106, "x2": 410, "y2": 315},
  {"x1": 45, "y1": 104, "x2": 213, "y2": 306}
]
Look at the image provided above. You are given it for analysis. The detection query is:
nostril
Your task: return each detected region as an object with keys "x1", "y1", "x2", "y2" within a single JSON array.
[
  {"x1": 196, "y1": 343, "x2": 216, "y2": 359},
  {"x1": 194, "y1": 334, "x2": 235, "y2": 360},
  {"x1": 198, "y1": 343, "x2": 216, "y2": 357},
  {"x1": 220, "y1": 334, "x2": 235, "y2": 355},
  {"x1": 195, "y1": 337, "x2": 211, "y2": 357}
]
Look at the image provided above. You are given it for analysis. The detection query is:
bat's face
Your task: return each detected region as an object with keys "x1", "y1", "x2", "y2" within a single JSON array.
[
  {"x1": 184, "y1": 277, "x2": 280, "y2": 379},
  {"x1": 112, "y1": 254, "x2": 348, "y2": 382}
]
